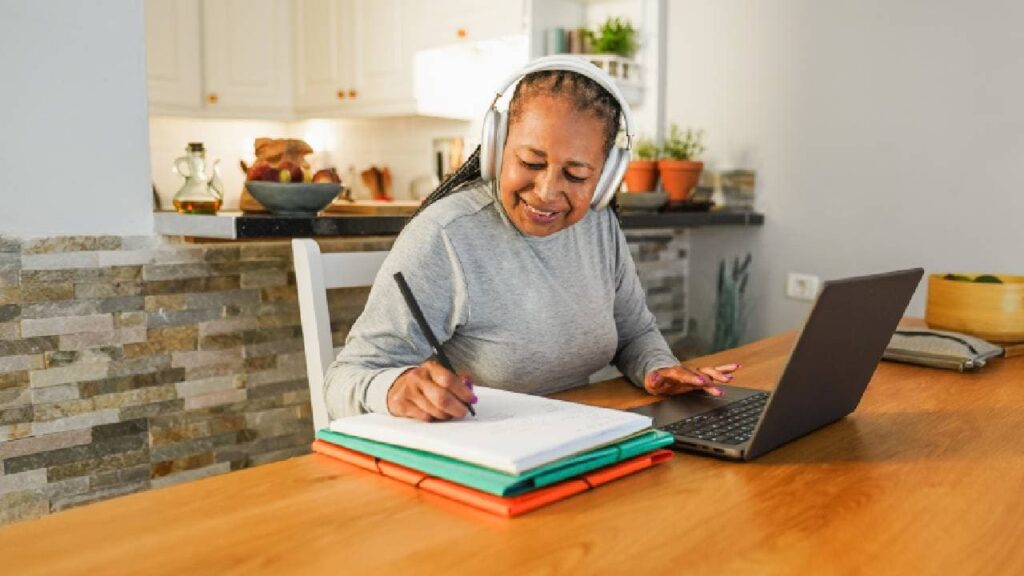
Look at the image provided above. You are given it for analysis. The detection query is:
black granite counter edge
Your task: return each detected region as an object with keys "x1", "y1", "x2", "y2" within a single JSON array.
[
  {"x1": 160, "y1": 210, "x2": 764, "y2": 239},
  {"x1": 236, "y1": 214, "x2": 412, "y2": 237},
  {"x1": 236, "y1": 211, "x2": 763, "y2": 237},
  {"x1": 618, "y1": 209, "x2": 764, "y2": 229}
]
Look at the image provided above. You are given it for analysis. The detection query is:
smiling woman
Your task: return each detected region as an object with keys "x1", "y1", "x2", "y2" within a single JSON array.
[
  {"x1": 500, "y1": 92, "x2": 608, "y2": 236},
  {"x1": 323, "y1": 57, "x2": 739, "y2": 422}
]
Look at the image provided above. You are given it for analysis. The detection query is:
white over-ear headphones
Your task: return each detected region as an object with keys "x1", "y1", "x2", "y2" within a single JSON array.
[{"x1": 479, "y1": 55, "x2": 635, "y2": 211}]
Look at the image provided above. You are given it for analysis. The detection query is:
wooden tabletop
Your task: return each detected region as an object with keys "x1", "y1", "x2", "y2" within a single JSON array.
[{"x1": 2, "y1": 329, "x2": 1023, "y2": 575}]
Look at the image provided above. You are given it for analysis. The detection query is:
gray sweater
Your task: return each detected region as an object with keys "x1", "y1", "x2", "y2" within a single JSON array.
[{"x1": 323, "y1": 180, "x2": 679, "y2": 418}]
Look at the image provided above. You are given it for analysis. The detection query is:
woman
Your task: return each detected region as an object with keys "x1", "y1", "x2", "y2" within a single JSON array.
[{"x1": 325, "y1": 62, "x2": 738, "y2": 421}]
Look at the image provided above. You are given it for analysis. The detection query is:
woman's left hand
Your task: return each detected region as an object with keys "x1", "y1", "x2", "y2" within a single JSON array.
[{"x1": 643, "y1": 363, "x2": 741, "y2": 398}]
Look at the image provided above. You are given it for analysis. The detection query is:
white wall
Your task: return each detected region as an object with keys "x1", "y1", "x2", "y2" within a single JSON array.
[
  {"x1": 0, "y1": 0, "x2": 152, "y2": 236},
  {"x1": 669, "y1": 0, "x2": 1024, "y2": 345}
]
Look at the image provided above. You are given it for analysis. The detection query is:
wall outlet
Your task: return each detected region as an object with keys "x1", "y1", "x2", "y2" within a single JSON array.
[{"x1": 786, "y1": 273, "x2": 820, "y2": 301}]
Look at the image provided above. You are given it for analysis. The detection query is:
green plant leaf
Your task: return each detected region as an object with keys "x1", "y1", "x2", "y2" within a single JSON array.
[
  {"x1": 662, "y1": 124, "x2": 706, "y2": 160},
  {"x1": 589, "y1": 17, "x2": 638, "y2": 57},
  {"x1": 633, "y1": 136, "x2": 659, "y2": 160}
]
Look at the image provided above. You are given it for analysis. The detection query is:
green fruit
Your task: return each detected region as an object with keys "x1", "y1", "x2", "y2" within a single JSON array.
[
  {"x1": 973, "y1": 274, "x2": 1003, "y2": 284},
  {"x1": 943, "y1": 274, "x2": 971, "y2": 281}
]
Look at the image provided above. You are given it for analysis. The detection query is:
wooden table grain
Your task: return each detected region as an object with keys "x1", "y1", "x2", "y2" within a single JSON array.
[{"x1": 2, "y1": 329, "x2": 1023, "y2": 575}]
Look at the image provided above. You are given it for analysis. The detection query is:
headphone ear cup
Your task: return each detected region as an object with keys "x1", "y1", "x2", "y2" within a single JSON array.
[
  {"x1": 491, "y1": 110, "x2": 508, "y2": 183},
  {"x1": 479, "y1": 108, "x2": 500, "y2": 181},
  {"x1": 591, "y1": 147, "x2": 630, "y2": 210}
]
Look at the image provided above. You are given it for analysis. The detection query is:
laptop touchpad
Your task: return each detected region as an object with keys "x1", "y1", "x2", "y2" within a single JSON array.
[{"x1": 629, "y1": 391, "x2": 734, "y2": 427}]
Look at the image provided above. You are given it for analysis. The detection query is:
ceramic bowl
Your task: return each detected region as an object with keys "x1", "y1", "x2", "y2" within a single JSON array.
[
  {"x1": 615, "y1": 191, "x2": 667, "y2": 212},
  {"x1": 245, "y1": 181, "x2": 342, "y2": 216}
]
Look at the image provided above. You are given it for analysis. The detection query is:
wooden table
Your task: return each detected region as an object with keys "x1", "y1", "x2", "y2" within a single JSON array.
[{"x1": 2, "y1": 330, "x2": 1023, "y2": 575}]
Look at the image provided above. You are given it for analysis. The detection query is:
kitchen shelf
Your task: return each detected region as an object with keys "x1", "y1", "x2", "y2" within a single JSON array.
[{"x1": 154, "y1": 209, "x2": 763, "y2": 240}]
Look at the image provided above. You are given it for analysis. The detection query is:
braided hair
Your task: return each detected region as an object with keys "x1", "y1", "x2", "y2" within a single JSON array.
[
  {"x1": 413, "y1": 69, "x2": 622, "y2": 219},
  {"x1": 412, "y1": 146, "x2": 483, "y2": 218}
]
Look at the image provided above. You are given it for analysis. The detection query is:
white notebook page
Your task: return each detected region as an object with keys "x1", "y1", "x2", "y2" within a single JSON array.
[{"x1": 329, "y1": 387, "x2": 653, "y2": 475}]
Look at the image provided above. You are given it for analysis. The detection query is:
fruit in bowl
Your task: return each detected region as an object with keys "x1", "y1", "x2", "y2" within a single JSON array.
[
  {"x1": 247, "y1": 161, "x2": 306, "y2": 183},
  {"x1": 312, "y1": 168, "x2": 341, "y2": 183}
]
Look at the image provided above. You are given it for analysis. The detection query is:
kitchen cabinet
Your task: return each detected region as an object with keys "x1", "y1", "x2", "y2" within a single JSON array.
[
  {"x1": 414, "y1": 0, "x2": 526, "y2": 51},
  {"x1": 145, "y1": 0, "x2": 202, "y2": 113},
  {"x1": 350, "y1": 0, "x2": 412, "y2": 109},
  {"x1": 295, "y1": 0, "x2": 415, "y2": 116},
  {"x1": 145, "y1": 0, "x2": 658, "y2": 123},
  {"x1": 293, "y1": 0, "x2": 528, "y2": 119},
  {"x1": 293, "y1": 0, "x2": 352, "y2": 111},
  {"x1": 202, "y1": 0, "x2": 293, "y2": 117},
  {"x1": 145, "y1": 0, "x2": 292, "y2": 118}
]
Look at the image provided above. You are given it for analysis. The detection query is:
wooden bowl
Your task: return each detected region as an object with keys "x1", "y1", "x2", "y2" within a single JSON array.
[{"x1": 925, "y1": 273, "x2": 1024, "y2": 343}]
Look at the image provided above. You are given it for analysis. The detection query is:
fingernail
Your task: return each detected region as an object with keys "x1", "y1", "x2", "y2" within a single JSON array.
[
  {"x1": 726, "y1": 375, "x2": 734, "y2": 381},
  {"x1": 652, "y1": 372, "x2": 663, "y2": 384},
  {"x1": 470, "y1": 394, "x2": 478, "y2": 404},
  {"x1": 700, "y1": 376, "x2": 710, "y2": 384},
  {"x1": 464, "y1": 378, "x2": 474, "y2": 389},
  {"x1": 711, "y1": 387, "x2": 724, "y2": 397}
]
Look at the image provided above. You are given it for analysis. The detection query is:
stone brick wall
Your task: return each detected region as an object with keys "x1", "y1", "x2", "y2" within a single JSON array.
[
  {"x1": 0, "y1": 229, "x2": 689, "y2": 525},
  {"x1": 0, "y1": 235, "x2": 392, "y2": 524},
  {"x1": 627, "y1": 229, "x2": 691, "y2": 353}
]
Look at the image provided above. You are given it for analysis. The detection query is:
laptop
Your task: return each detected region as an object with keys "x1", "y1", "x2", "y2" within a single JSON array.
[{"x1": 631, "y1": 268, "x2": 924, "y2": 461}]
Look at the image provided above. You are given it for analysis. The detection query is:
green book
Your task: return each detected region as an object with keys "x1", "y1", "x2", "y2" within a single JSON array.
[{"x1": 315, "y1": 428, "x2": 674, "y2": 497}]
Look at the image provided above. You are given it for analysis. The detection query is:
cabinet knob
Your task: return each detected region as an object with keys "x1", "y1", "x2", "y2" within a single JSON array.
[
  {"x1": 456, "y1": 28, "x2": 467, "y2": 39},
  {"x1": 348, "y1": 90, "x2": 357, "y2": 98},
  {"x1": 336, "y1": 90, "x2": 346, "y2": 100},
  {"x1": 206, "y1": 93, "x2": 219, "y2": 104}
]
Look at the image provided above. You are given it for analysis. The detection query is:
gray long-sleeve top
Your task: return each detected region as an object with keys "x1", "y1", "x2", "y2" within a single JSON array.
[{"x1": 323, "y1": 180, "x2": 679, "y2": 419}]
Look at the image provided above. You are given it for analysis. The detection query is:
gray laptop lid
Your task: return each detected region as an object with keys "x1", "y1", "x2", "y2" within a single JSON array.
[{"x1": 745, "y1": 268, "x2": 923, "y2": 459}]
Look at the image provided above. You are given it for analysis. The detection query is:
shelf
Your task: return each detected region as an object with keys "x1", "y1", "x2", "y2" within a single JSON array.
[{"x1": 580, "y1": 54, "x2": 643, "y2": 102}]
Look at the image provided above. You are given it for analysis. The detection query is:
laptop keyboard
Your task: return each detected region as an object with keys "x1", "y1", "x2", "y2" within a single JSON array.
[{"x1": 661, "y1": 392, "x2": 770, "y2": 445}]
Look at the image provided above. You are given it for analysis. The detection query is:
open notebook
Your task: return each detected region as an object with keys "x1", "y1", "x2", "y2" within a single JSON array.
[{"x1": 329, "y1": 387, "x2": 653, "y2": 474}]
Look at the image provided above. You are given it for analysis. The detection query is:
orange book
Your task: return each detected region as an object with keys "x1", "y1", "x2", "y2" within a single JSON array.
[{"x1": 311, "y1": 439, "x2": 672, "y2": 518}]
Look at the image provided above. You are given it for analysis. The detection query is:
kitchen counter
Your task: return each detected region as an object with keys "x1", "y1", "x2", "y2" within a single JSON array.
[{"x1": 154, "y1": 209, "x2": 765, "y2": 240}]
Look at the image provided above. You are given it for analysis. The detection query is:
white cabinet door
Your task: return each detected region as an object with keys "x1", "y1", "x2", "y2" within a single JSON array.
[
  {"x1": 202, "y1": 0, "x2": 292, "y2": 116},
  {"x1": 145, "y1": 0, "x2": 202, "y2": 112},
  {"x1": 294, "y1": 0, "x2": 409, "y2": 116},
  {"x1": 350, "y1": 0, "x2": 411, "y2": 108},
  {"x1": 293, "y1": 0, "x2": 356, "y2": 111},
  {"x1": 293, "y1": 0, "x2": 414, "y2": 116}
]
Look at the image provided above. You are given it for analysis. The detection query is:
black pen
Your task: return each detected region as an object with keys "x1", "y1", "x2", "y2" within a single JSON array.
[{"x1": 393, "y1": 272, "x2": 476, "y2": 417}]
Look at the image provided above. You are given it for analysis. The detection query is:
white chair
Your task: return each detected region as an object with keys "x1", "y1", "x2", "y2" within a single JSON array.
[{"x1": 292, "y1": 239, "x2": 389, "y2": 432}]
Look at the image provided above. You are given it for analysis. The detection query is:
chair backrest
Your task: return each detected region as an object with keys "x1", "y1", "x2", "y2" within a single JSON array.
[{"x1": 292, "y1": 239, "x2": 389, "y2": 431}]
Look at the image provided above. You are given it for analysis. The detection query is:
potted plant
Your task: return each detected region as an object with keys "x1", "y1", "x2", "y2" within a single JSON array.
[
  {"x1": 623, "y1": 136, "x2": 659, "y2": 192},
  {"x1": 586, "y1": 17, "x2": 638, "y2": 58},
  {"x1": 658, "y1": 124, "x2": 706, "y2": 202}
]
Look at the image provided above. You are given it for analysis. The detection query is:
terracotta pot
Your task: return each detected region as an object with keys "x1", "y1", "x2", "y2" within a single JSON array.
[
  {"x1": 658, "y1": 159, "x2": 704, "y2": 202},
  {"x1": 622, "y1": 160, "x2": 659, "y2": 192}
]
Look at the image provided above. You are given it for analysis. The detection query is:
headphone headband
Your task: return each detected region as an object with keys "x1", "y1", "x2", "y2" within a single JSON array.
[{"x1": 488, "y1": 55, "x2": 636, "y2": 147}]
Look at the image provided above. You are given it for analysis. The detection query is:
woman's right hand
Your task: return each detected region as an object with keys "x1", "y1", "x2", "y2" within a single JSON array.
[{"x1": 386, "y1": 359, "x2": 477, "y2": 422}]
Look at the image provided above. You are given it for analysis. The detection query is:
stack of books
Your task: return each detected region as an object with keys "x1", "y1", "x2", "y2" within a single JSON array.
[{"x1": 312, "y1": 387, "x2": 675, "y2": 517}]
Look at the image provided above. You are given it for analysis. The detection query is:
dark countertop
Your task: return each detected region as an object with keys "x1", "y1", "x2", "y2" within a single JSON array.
[{"x1": 154, "y1": 209, "x2": 764, "y2": 240}]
